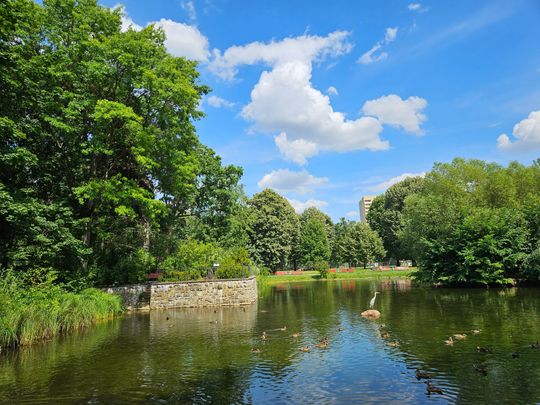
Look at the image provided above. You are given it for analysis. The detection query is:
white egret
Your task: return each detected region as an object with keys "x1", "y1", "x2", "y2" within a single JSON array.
[{"x1": 369, "y1": 292, "x2": 380, "y2": 308}]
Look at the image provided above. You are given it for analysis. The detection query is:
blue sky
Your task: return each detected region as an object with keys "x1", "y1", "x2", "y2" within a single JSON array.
[{"x1": 103, "y1": 0, "x2": 540, "y2": 221}]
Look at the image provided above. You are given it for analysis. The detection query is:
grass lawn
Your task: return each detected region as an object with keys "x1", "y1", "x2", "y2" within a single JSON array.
[{"x1": 259, "y1": 268, "x2": 417, "y2": 285}]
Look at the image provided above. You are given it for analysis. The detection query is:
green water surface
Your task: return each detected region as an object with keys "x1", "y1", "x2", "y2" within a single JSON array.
[{"x1": 1, "y1": 278, "x2": 540, "y2": 404}]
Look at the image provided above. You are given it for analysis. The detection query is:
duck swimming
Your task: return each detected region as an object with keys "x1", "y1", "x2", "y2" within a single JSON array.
[
  {"x1": 415, "y1": 370, "x2": 433, "y2": 380},
  {"x1": 425, "y1": 382, "x2": 443, "y2": 395}
]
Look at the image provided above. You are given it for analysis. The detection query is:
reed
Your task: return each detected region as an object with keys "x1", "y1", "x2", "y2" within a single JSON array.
[{"x1": 0, "y1": 277, "x2": 122, "y2": 349}]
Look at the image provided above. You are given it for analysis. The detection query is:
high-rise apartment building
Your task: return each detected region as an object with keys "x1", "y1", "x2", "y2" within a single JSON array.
[{"x1": 359, "y1": 196, "x2": 376, "y2": 223}]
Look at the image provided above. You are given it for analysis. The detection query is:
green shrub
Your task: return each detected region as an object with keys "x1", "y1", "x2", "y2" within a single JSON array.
[
  {"x1": 215, "y1": 247, "x2": 251, "y2": 279},
  {"x1": 314, "y1": 260, "x2": 329, "y2": 279},
  {"x1": 161, "y1": 239, "x2": 220, "y2": 281}
]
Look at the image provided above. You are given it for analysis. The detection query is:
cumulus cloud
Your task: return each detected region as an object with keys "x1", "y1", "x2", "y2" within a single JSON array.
[
  {"x1": 358, "y1": 27, "x2": 398, "y2": 65},
  {"x1": 288, "y1": 198, "x2": 328, "y2": 214},
  {"x1": 326, "y1": 86, "x2": 339, "y2": 96},
  {"x1": 257, "y1": 169, "x2": 328, "y2": 195},
  {"x1": 362, "y1": 94, "x2": 428, "y2": 134},
  {"x1": 368, "y1": 172, "x2": 426, "y2": 192},
  {"x1": 207, "y1": 95, "x2": 235, "y2": 109},
  {"x1": 154, "y1": 19, "x2": 210, "y2": 61},
  {"x1": 497, "y1": 110, "x2": 540, "y2": 151},
  {"x1": 274, "y1": 133, "x2": 318, "y2": 165},
  {"x1": 207, "y1": 31, "x2": 425, "y2": 164},
  {"x1": 116, "y1": 6, "x2": 209, "y2": 61},
  {"x1": 208, "y1": 31, "x2": 353, "y2": 81},
  {"x1": 241, "y1": 59, "x2": 387, "y2": 163}
]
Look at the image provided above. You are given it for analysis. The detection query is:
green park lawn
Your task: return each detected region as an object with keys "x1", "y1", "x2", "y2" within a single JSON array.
[{"x1": 259, "y1": 268, "x2": 417, "y2": 285}]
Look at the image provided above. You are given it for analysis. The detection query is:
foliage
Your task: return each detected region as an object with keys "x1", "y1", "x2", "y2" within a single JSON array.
[
  {"x1": 0, "y1": 270, "x2": 122, "y2": 349},
  {"x1": 247, "y1": 189, "x2": 299, "y2": 272},
  {"x1": 299, "y1": 217, "x2": 331, "y2": 267},
  {"x1": 352, "y1": 222, "x2": 386, "y2": 267},
  {"x1": 161, "y1": 239, "x2": 220, "y2": 281},
  {"x1": 332, "y1": 219, "x2": 385, "y2": 267},
  {"x1": 0, "y1": 0, "x2": 243, "y2": 285},
  {"x1": 367, "y1": 176, "x2": 424, "y2": 262},
  {"x1": 215, "y1": 247, "x2": 251, "y2": 279},
  {"x1": 401, "y1": 158, "x2": 540, "y2": 285},
  {"x1": 314, "y1": 260, "x2": 330, "y2": 278}
]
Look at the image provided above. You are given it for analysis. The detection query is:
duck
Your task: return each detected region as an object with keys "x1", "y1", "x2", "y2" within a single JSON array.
[
  {"x1": 444, "y1": 337, "x2": 454, "y2": 346},
  {"x1": 299, "y1": 347, "x2": 310, "y2": 352},
  {"x1": 386, "y1": 341, "x2": 400, "y2": 348},
  {"x1": 315, "y1": 342, "x2": 328, "y2": 349},
  {"x1": 291, "y1": 332, "x2": 301, "y2": 338},
  {"x1": 279, "y1": 326, "x2": 287, "y2": 332},
  {"x1": 338, "y1": 327, "x2": 344, "y2": 332},
  {"x1": 471, "y1": 329, "x2": 481, "y2": 335},
  {"x1": 512, "y1": 351, "x2": 520, "y2": 359},
  {"x1": 251, "y1": 348, "x2": 261, "y2": 354},
  {"x1": 531, "y1": 340, "x2": 540, "y2": 349},
  {"x1": 166, "y1": 316, "x2": 170, "y2": 321},
  {"x1": 453, "y1": 333, "x2": 467, "y2": 340},
  {"x1": 415, "y1": 370, "x2": 433, "y2": 380},
  {"x1": 477, "y1": 346, "x2": 493, "y2": 353},
  {"x1": 261, "y1": 331, "x2": 267, "y2": 341},
  {"x1": 425, "y1": 382, "x2": 444, "y2": 395},
  {"x1": 381, "y1": 332, "x2": 391, "y2": 339},
  {"x1": 473, "y1": 364, "x2": 488, "y2": 376}
]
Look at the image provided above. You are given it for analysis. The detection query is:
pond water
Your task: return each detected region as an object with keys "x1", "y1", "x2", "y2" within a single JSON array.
[{"x1": 2, "y1": 278, "x2": 540, "y2": 404}]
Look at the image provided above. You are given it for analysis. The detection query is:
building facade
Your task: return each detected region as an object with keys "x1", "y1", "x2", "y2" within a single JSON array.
[{"x1": 359, "y1": 196, "x2": 376, "y2": 223}]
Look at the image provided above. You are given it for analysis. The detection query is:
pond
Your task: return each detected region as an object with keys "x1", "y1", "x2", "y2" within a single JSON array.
[{"x1": 2, "y1": 278, "x2": 540, "y2": 404}]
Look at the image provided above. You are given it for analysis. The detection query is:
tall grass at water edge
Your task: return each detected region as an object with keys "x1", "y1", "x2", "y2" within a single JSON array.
[{"x1": 0, "y1": 275, "x2": 122, "y2": 349}]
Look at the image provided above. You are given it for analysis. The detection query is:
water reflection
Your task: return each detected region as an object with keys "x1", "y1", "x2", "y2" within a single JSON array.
[{"x1": 1, "y1": 279, "x2": 540, "y2": 403}]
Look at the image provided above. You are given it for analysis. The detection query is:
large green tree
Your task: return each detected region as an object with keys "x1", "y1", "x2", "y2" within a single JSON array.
[
  {"x1": 299, "y1": 218, "x2": 331, "y2": 267},
  {"x1": 401, "y1": 158, "x2": 540, "y2": 285},
  {"x1": 367, "y1": 176, "x2": 424, "y2": 263},
  {"x1": 0, "y1": 0, "x2": 242, "y2": 285},
  {"x1": 248, "y1": 189, "x2": 299, "y2": 271}
]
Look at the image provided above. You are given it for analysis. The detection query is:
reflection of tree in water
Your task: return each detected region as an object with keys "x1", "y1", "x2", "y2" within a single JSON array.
[
  {"x1": 3, "y1": 281, "x2": 540, "y2": 403},
  {"x1": 378, "y1": 286, "x2": 540, "y2": 404}
]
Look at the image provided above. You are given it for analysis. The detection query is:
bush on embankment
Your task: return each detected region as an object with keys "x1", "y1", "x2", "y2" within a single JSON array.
[{"x1": 0, "y1": 272, "x2": 122, "y2": 349}]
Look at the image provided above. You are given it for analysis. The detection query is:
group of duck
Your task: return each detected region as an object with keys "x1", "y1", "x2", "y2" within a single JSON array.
[
  {"x1": 443, "y1": 329, "x2": 481, "y2": 346},
  {"x1": 252, "y1": 327, "x2": 331, "y2": 354}
]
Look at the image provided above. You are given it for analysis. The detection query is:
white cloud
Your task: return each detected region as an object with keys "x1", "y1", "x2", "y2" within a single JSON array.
[
  {"x1": 326, "y1": 86, "x2": 338, "y2": 96},
  {"x1": 154, "y1": 19, "x2": 209, "y2": 61},
  {"x1": 346, "y1": 210, "x2": 359, "y2": 219},
  {"x1": 288, "y1": 198, "x2": 328, "y2": 214},
  {"x1": 207, "y1": 31, "x2": 425, "y2": 164},
  {"x1": 385, "y1": 27, "x2": 398, "y2": 43},
  {"x1": 358, "y1": 44, "x2": 387, "y2": 65},
  {"x1": 368, "y1": 172, "x2": 426, "y2": 192},
  {"x1": 208, "y1": 31, "x2": 353, "y2": 81},
  {"x1": 274, "y1": 133, "x2": 318, "y2": 165},
  {"x1": 116, "y1": 6, "x2": 209, "y2": 61},
  {"x1": 257, "y1": 169, "x2": 328, "y2": 195},
  {"x1": 181, "y1": 0, "x2": 197, "y2": 23},
  {"x1": 408, "y1": 3, "x2": 421, "y2": 11},
  {"x1": 358, "y1": 27, "x2": 398, "y2": 65},
  {"x1": 207, "y1": 95, "x2": 235, "y2": 108},
  {"x1": 241, "y1": 60, "x2": 387, "y2": 163},
  {"x1": 362, "y1": 94, "x2": 427, "y2": 134},
  {"x1": 497, "y1": 110, "x2": 540, "y2": 151}
]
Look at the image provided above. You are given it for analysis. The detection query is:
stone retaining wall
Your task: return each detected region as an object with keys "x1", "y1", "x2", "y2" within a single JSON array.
[{"x1": 104, "y1": 276, "x2": 257, "y2": 310}]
